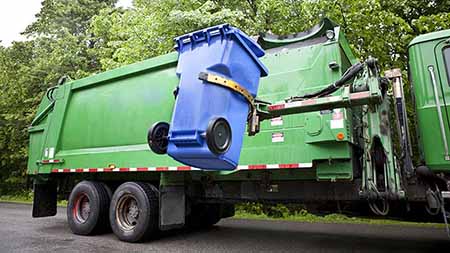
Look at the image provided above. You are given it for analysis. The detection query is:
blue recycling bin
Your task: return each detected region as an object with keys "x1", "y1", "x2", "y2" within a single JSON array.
[{"x1": 167, "y1": 24, "x2": 268, "y2": 170}]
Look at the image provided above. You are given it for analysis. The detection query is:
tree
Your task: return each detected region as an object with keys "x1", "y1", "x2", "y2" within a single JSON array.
[
  {"x1": 0, "y1": 0, "x2": 116, "y2": 193},
  {"x1": 0, "y1": 41, "x2": 35, "y2": 192},
  {"x1": 24, "y1": 0, "x2": 116, "y2": 37}
]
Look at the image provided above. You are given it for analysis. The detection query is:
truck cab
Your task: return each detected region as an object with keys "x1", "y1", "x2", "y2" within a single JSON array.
[{"x1": 409, "y1": 30, "x2": 450, "y2": 172}]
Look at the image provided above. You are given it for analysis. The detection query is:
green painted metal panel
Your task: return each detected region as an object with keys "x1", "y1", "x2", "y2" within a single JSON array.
[
  {"x1": 409, "y1": 31, "x2": 450, "y2": 172},
  {"x1": 27, "y1": 95, "x2": 54, "y2": 174},
  {"x1": 316, "y1": 160, "x2": 353, "y2": 181},
  {"x1": 408, "y1": 29, "x2": 450, "y2": 48},
  {"x1": 28, "y1": 26, "x2": 357, "y2": 180}
]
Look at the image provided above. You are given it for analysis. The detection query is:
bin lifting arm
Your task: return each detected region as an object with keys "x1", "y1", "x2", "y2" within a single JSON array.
[{"x1": 248, "y1": 58, "x2": 387, "y2": 135}]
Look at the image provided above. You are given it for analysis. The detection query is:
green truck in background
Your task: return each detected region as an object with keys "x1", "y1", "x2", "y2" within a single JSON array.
[{"x1": 28, "y1": 18, "x2": 450, "y2": 242}]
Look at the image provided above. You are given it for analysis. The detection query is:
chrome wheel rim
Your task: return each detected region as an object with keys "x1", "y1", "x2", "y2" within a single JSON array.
[
  {"x1": 73, "y1": 193, "x2": 90, "y2": 223},
  {"x1": 116, "y1": 194, "x2": 139, "y2": 231}
]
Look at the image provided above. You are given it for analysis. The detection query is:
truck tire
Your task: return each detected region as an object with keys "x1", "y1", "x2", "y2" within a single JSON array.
[
  {"x1": 220, "y1": 203, "x2": 235, "y2": 218},
  {"x1": 67, "y1": 181, "x2": 111, "y2": 235},
  {"x1": 100, "y1": 182, "x2": 113, "y2": 200},
  {"x1": 99, "y1": 182, "x2": 113, "y2": 231},
  {"x1": 187, "y1": 203, "x2": 222, "y2": 228},
  {"x1": 109, "y1": 182, "x2": 159, "y2": 242},
  {"x1": 203, "y1": 204, "x2": 222, "y2": 227}
]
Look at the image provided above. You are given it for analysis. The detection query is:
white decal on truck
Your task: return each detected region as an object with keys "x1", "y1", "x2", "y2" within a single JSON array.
[
  {"x1": 270, "y1": 117, "x2": 283, "y2": 126},
  {"x1": 330, "y1": 119, "x2": 344, "y2": 129},
  {"x1": 272, "y1": 132, "x2": 284, "y2": 143},
  {"x1": 49, "y1": 147, "x2": 55, "y2": 159}
]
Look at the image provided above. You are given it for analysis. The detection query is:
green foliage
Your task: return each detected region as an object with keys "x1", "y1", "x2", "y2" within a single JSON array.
[
  {"x1": 235, "y1": 202, "x2": 445, "y2": 228},
  {"x1": 263, "y1": 204, "x2": 290, "y2": 218},
  {"x1": 236, "y1": 202, "x2": 265, "y2": 215},
  {"x1": 236, "y1": 202, "x2": 307, "y2": 218},
  {"x1": 1, "y1": 0, "x2": 450, "y2": 194},
  {"x1": 90, "y1": 0, "x2": 251, "y2": 69},
  {"x1": 413, "y1": 12, "x2": 450, "y2": 34},
  {"x1": 0, "y1": 190, "x2": 33, "y2": 202},
  {"x1": 88, "y1": 0, "x2": 448, "y2": 71},
  {"x1": 0, "y1": 42, "x2": 36, "y2": 190},
  {"x1": 0, "y1": 191, "x2": 67, "y2": 206},
  {"x1": 24, "y1": 0, "x2": 116, "y2": 37},
  {"x1": 0, "y1": 0, "x2": 117, "y2": 194}
]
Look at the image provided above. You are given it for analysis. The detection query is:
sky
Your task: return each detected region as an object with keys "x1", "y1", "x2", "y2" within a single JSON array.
[{"x1": 0, "y1": 0, "x2": 133, "y2": 47}]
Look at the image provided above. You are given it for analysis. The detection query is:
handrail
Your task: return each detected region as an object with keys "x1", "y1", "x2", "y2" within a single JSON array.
[{"x1": 428, "y1": 65, "x2": 450, "y2": 160}]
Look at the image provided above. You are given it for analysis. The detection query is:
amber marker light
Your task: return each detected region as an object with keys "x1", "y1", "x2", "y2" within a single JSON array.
[{"x1": 336, "y1": 132, "x2": 345, "y2": 140}]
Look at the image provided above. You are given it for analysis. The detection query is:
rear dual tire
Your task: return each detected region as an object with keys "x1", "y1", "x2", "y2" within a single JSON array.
[
  {"x1": 67, "y1": 181, "x2": 160, "y2": 243},
  {"x1": 67, "y1": 181, "x2": 111, "y2": 235},
  {"x1": 109, "y1": 182, "x2": 159, "y2": 242},
  {"x1": 187, "y1": 203, "x2": 235, "y2": 229}
]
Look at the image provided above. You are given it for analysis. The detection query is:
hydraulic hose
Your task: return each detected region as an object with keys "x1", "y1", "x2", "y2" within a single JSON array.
[
  {"x1": 46, "y1": 86, "x2": 58, "y2": 102},
  {"x1": 45, "y1": 76, "x2": 71, "y2": 102},
  {"x1": 287, "y1": 61, "x2": 364, "y2": 102}
]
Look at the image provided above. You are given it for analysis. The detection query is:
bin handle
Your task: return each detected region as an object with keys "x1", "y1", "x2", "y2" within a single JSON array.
[
  {"x1": 198, "y1": 72, "x2": 255, "y2": 112},
  {"x1": 192, "y1": 31, "x2": 206, "y2": 43}
]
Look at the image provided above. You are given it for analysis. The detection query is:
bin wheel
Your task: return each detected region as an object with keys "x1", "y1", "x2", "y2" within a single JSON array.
[
  {"x1": 148, "y1": 122, "x2": 170, "y2": 154},
  {"x1": 109, "y1": 182, "x2": 159, "y2": 242},
  {"x1": 206, "y1": 117, "x2": 232, "y2": 155}
]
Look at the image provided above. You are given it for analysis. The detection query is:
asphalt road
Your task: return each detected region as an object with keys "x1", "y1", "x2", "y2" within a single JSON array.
[{"x1": 0, "y1": 202, "x2": 449, "y2": 253}]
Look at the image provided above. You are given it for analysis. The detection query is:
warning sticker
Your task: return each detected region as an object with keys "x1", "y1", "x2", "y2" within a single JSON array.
[
  {"x1": 330, "y1": 119, "x2": 344, "y2": 129},
  {"x1": 270, "y1": 117, "x2": 283, "y2": 126},
  {"x1": 49, "y1": 147, "x2": 55, "y2": 159},
  {"x1": 272, "y1": 132, "x2": 284, "y2": 143}
]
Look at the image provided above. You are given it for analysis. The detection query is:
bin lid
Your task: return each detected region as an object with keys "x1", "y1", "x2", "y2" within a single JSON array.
[
  {"x1": 232, "y1": 28, "x2": 265, "y2": 58},
  {"x1": 174, "y1": 24, "x2": 268, "y2": 77}
]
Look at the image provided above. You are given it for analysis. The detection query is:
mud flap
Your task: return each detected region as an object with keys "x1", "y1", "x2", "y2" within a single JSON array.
[
  {"x1": 159, "y1": 185, "x2": 185, "y2": 230},
  {"x1": 32, "y1": 182, "x2": 57, "y2": 218}
]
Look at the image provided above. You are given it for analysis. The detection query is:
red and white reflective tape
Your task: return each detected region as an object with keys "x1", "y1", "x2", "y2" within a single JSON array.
[
  {"x1": 50, "y1": 163, "x2": 313, "y2": 173},
  {"x1": 41, "y1": 159, "x2": 62, "y2": 164},
  {"x1": 268, "y1": 96, "x2": 342, "y2": 111},
  {"x1": 268, "y1": 103, "x2": 285, "y2": 111},
  {"x1": 349, "y1": 91, "x2": 370, "y2": 100}
]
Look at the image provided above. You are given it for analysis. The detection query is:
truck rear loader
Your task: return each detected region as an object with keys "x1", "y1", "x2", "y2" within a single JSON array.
[{"x1": 28, "y1": 19, "x2": 450, "y2": 242}]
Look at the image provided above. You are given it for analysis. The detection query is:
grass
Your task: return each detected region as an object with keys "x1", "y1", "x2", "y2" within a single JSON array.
[
  {"x1": 0, "y1": 194, "x2": 67, "y2": 207},
  {"x1": 234, "y1": 210, "x2": 446, "y2": 228},
  {"x1": 0, "y1": 194, "x2": 445, "y2": 228},
  {"x1": 0, "y1": 192, "x2": 33, "y2": 204}
]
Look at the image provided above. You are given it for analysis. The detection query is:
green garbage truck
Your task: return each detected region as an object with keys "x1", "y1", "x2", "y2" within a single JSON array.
[{"x1": 28, "y1": 18, "x2": 450, "y2": 242}]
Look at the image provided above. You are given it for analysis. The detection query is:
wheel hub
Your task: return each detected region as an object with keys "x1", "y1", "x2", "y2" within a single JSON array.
[
  {"x1": 116, "y1": 194, "x2": 140, "y2": 230},
  {"x1": 127, "y1": 200, "x2": 139, "y2": 224},
  {"x1": 73, "y1": 193, "x2": 90, "y2": 223}
]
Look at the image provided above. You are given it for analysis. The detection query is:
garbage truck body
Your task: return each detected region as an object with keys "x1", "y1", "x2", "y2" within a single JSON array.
[{"x1": 27, "y1": 19, "x2": 450, "y2": 242}]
